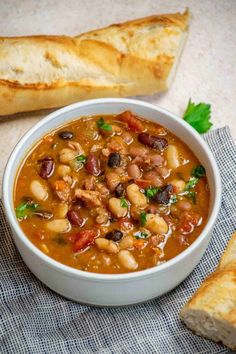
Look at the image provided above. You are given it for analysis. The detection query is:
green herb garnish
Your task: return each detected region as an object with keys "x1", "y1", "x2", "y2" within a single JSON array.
[
  {"x1": 120, "y1": 197, "x2": 128, "y2": 208},
  {"x1": 15, "y1": 199, "x2": 39, "y2": 220},
  {"x1": 145, "y1": 187, "x2": 160, "y2": 199},
  {"x1": 76, "y1": 155, "x2": 87, "y2": 163},
  {"x1": 185, "y1": 177, "x2": 199, "y2": 191},
  {"x1": 140, "y1": 212, "x2": 147, "y2": 226},
  {"x1": 134, "y1": 231, "x2": 148, "y2": 239},
  {"x1": 191, "y1": 165, "x2": 206, "y2": 178},
  {"x1": 97, "y1": 117, "x2": 112, "y2": 131},
  {"x1": 183, "y1": 99, "x2": 212, "y2": 133}
]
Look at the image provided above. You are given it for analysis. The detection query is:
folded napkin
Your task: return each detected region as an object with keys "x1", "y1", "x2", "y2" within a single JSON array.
[{"x1": 1, "y1": 127, "x2": 235, "y2": 354}]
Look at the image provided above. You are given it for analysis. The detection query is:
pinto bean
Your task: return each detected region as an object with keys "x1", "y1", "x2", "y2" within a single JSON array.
[
  {"x1": 38, "y1": 156, "x2": 55, "y2": 179},
  {"x1": 149, "y1": 154, "x2": 164, "y2": 166},
  {"x1": 126, "y1": 183, "x2": 147, "y2": 207},
  {"x1": 129, "y1": 146, "x2": 148, "y2": 157},
  {"x1": 119, "y1": 236, "x2": 134, "y2": 250},
  {"x1": 121, "y1": 131, "x2": 133, "y2": 144},
  {"x1": 138, "y1": 133, "x2": 168, "y2": 150},
  {"x1": 85, "y1": 154, "x2": 101, "y2": 176},
  {"x1": 106, "y1": 172, "x2": 120, "y2": 191},
  {"x1": 30, "y1": 180, "x2": 48, "y2": 201},
  {"x1": 127, "y1": 164, "x2": 141, "y2": 179},
  {"x1": 143, "y1": 171, "x2": 163, "y2": 187},
  {"x1": 177, "y1": 200, "x2": 192, "y2": 211},
  {"x1": 118, "y1": 250, "x2": 138, "y2": 270},
  {"x1": 46, "y1": 219, "x2": 71, "y2": 233}
]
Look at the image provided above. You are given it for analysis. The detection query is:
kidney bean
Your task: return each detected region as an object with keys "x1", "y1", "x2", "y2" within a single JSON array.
[
  {"x1": 58, "y1": 131, "x2": 74, "y2": 140},
  {"x1": 108, "y1": 152, "x2": 121, "y2": 168},
  {"x1": 67, "y1": 210, "x2": 84, "y2": 227},
  {"x1": 153, "y1": 184, "x2": 173, "y2": 204},
  {"x1": 115, "y1": 183, "x2": 124, "y2": 197},
  {"x1": 105, "y1": 230, "x2": 123, "y2": 242},
  {"x1": 85, "y1": 154, "x2": 101, "y2": 176},
  {"x1": 38, "y1": 156, "x2": 55, "y2": 179},
  {"x1": 138, "y1": 133, "x2": 168, "y2": 151},
  {"x1": 143, "y1": 171, "x2": 163, "y2": 187}
]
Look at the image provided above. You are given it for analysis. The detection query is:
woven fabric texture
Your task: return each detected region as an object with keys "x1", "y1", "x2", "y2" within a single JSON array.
[{"x1": 1, "y1": 127, "x2": 235, "y2": 354}]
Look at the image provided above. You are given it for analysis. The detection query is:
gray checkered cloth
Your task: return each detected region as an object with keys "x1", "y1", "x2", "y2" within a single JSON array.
[{"x1": 1, "y1": 127, "x2": 236, "y2": 354}]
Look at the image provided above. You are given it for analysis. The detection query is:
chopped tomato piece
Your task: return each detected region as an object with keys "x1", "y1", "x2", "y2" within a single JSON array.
[
  {"x1": 118, "y1": 111, "x2": 144, "y2": 132},
  {"x1": 179, "y1": 211, "x2": 201, "y2": 234},
  {"x1": 54, "y1": 180, "x2": 67, "y2": 191},
  {"x1": 135, "y1": 179, "x2": 152, "y2": 189},
  {"x1": 73, "y1": 229, "x2": 97, "y2": 252},
  {"x1": 133, "y1": 239, "x2": 147, "y2": 250}
]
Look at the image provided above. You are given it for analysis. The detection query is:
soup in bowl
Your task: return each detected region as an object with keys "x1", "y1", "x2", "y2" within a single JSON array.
[{"x1": 3, "y1": 98, "x2": 221, "y2": 306}]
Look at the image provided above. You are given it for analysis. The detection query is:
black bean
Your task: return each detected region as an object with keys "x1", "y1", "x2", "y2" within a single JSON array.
[
  {"x1": 108, "y1": 152, "x2": 121, "y2": 168},
  {"x1": 115, "y1": 183, "x2": 124, "y2": 197},
  {"x1": 33, "y1": 210, "x2": 53, "y2": 219},
  {"x1": 153, "y1": 184, "x2": 173, "y2": 204},
  {"x1": 38, "y1": 156, "x2": 55, "y2": 179},
  {"x1": 105, "y1": 230, "x2": 123, "y2": 242},
  {"x1": 58, "y1": 131, "x2": 74, "y2": 140},
  {"x1": 138, "y1": 133, "x2": 168, "y2": 151}
]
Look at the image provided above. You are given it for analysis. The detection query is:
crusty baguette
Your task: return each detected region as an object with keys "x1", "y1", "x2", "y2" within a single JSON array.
[
  {"x1": 0, "y1": 9, "x2": 189, "y2": 116},
  {"x1": 180, "y1": 232, "x2": 236, "y2": 350}
]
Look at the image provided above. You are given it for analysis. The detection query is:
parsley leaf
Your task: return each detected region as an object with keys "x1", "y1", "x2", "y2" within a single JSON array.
[
  {"x1": 76, "y1": 155, "x2": 87, "y2": 163},
  {"x1": 15, "y1": 199, "x2": 39, "y2": 220},
  {"x1": 183, "y1": 99, "x2": 212, "y2": 133},
  {"x1": 140, "y1": 212, "x2": 147, "y2": 226},
  {"x1": 191, "y1": 165, "x2": 206, "y2": 178},
  {"x1": 185, "y1": 177, "x2": 199, "y2": 191},
  {"x1": 120, "y1": 197, "x2": 128, "y2": 208},
  {"x1": 134, "y1": 231, "x2": 148, "y2": 239},
  {"x1": 97, "y1": 117, "x2": 112, "y2": 131},
  {"x1": 145, "y1": 187, "x2": 160, "y2": 199}
]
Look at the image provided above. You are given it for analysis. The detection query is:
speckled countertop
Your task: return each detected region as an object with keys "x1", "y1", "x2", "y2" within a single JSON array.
[{"x1": 0, "y1": 0, "x2": 236, "y2": 194}]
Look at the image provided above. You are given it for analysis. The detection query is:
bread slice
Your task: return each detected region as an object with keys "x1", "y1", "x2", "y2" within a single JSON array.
[
  {"x1": 0, "y1": 9, "x2": 189, "y2": 115},
  {"x1": 180, "y1": 232, "x2": 236, "y2": 350}
]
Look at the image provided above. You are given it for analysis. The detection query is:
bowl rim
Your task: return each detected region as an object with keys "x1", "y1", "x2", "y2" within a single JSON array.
[{"x1": 2, "y1": 98, "x2": 222, "y2": 281}]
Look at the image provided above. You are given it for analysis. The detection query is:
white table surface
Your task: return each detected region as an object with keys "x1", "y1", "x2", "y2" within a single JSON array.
[{"x1": 0, "y1": 0, "x2": 236, "y2": 194}]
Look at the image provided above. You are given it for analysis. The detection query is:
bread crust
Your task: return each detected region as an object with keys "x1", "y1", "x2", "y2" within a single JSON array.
[
  {"x1": 180, "y1": 232, "x2": 236, "y2": 350},
  {"x1": 0, "y1": 10, "x2": 189, "y2": 115}
]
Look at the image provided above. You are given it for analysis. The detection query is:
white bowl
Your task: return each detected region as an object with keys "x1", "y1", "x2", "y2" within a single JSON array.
[{"x1": 3, "y1": 98, "x2": 221, "y2": 306}]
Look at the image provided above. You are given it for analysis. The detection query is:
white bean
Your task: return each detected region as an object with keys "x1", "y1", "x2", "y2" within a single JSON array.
[
  {"x1": 165, "y1": 145, "x2": 180, "y2": 169},
  {"x1": 126, "y1": 184, "x2": 147, "y2": 207},
  {"x1": 146, "y1": 214, "x2": 168, "y2": 234},
  {"x1": 118, "y1": 250, "x2": 138, "y2": 270},
  {"x1": 46, "y1": 219, "x2": 71, "y2": 233},
  {"x1": 30, "y1": 180, "x2": 48, "y2": 201},
  {"x1": 59, "y1": 148, "x2": 77, "y2": 164},
  {"x1": 171, "y1": 179, "x2": 186, "y2": 193},
  {"x1": 95, "y1": 238, "x2": 119, "y2": 253},
  {"x1": 57, "y1": 164, "x2": 71, "y2": 177},
  {"x1": 108, "y1": 197, "x2": 127, "y2": 218}
]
